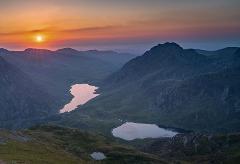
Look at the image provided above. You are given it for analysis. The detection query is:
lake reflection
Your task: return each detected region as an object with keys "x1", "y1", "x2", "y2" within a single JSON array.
[
  {"x1": 112, "y1": 122, "x2": 178, "y2": 141},
  {"x1": 60, "y1": 84, "x2": 99, "y2": 113}
]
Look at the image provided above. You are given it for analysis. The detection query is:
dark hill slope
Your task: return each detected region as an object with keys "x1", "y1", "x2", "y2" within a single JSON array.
[
  {"x1": 1, "y1": 48, "x2": 135, "y2": 105},
  {"x1": 106, "y1": 43, "x2": 210, "y2": 85},
  {"x1": 0, "y1": 56, "x2": 56, "y2": 129},
  {"x1": 106, "y1": 43, "x2": 240, "y2": 87},
  {"x1": 144, "y1": 67, "x2": 240, "y2": 132}
]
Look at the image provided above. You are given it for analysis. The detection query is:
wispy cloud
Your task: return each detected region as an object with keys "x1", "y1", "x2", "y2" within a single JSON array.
[{"x1": 60, "y1": 25, "x2": 120, "y2": 33}]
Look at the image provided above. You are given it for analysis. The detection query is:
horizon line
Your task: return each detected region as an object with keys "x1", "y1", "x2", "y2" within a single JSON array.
[{"x1": 1, "y1": 42, "x2": 239, "y2": 54}]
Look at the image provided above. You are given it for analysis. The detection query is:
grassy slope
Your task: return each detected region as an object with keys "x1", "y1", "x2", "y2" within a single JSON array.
[
  {"x1": 0, "y1": 125, "x2": 163, "y2": 164},
  {"x1": 1, "y1": 125, "x2": 240, "y2": 164}
]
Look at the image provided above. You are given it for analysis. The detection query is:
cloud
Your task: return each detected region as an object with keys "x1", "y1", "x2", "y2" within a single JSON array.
[
  {"x1": 0, "y1": 28, "x2": 54, "y2": 36},
  {"x1": 59, "y1": 25, "x2": 120, "y2": 33},
  {"x1": 0, "y1": 25, "x2": 122, "y2": 36}
]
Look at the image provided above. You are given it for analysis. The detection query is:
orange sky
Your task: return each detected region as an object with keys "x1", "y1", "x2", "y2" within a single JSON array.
[{"x1": 0, "y1": 0, "x2": 240, "y2": 52}]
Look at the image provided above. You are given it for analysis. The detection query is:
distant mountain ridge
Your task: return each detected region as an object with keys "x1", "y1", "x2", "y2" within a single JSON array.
[
  {"x1": 0, "y1": 47, "x2": 137, "y2": 56},
  {"x1": 195, "y1": 47, "x2": 239, "y2": 56},
  {"x1": 0, "y1": 48, "x2": 136, "y2": 129},
  {"x1": 106, "y1": 42, "x2": 240, "y2": 85},
  {"x1": 0, "y1": 47, "x2": 135, "y2": 99},
  {"x1": 0, "y1": 47, "x2": 136, "y2": 74}
]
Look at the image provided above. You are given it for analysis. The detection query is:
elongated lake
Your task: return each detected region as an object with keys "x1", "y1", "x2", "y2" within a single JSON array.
[
  {"x1": 112, "y1": 122, "x2": 178, "y2": 141},
  {"x1": 60, "y1": 84, "x2": 99, "y2": 113}
]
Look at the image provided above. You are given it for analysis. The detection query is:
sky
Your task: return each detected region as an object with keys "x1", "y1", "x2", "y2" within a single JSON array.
[{"x1": 0, "y1": 0, "x2": 240, "y2": 53}]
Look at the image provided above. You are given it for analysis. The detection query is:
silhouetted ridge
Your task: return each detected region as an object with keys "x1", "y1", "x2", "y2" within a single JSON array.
[
  {"x1": 106, "y1": 42, "x2": 208, "y2": 84},
  {"x1": 196, "y1": 47, "x2": 239, "y2": 56},
  {"x1": 24, "y1": 48, "x2": 53, "y2": 55},
  {"x1": 56, "y1": 48, "x2": 80, "y2": 54},
  {"x1": 150, "y1": 42, "x2": 183, "y2": 52},
  {"x1": 86, "y1": 49, "x2": 120, "y2": 55},
  {"x1": 144, "y1": 42, "x2": 183, "y2": 57},
  {"x1": 0, "y1": 48, "x2": 9, "y2": 52},
  {"x1": 0, "y1": 48, "x2": 10, "y2": 55}
]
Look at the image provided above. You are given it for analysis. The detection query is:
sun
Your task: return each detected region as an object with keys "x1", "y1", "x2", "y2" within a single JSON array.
[{"x1": 35, "y1": 35, "x2": 45, "y2": 43}]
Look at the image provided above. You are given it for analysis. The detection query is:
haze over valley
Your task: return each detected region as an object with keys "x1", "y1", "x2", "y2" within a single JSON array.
[{"x1": 0, "y1": 0, "x2": 240, "y2": 163}]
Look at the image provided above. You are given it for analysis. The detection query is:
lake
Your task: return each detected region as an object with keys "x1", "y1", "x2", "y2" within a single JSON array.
[
  {"x1": 112, "y1": 122, "x2": 178, "y2": 141},
  {"x1": 90, "y1": 152, "x2": 106, "y2": 160},
  {"x1": 60, "y1": 84, "x2": 99, "y2": 113}
]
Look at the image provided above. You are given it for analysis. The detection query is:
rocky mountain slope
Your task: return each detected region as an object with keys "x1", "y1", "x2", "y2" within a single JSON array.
[
  {"x1": 143, "y1": 132, "x2": 240, "y2": 164},
  {"x1": 52, "y1": 43, "x2": 240, "y2": 133}
]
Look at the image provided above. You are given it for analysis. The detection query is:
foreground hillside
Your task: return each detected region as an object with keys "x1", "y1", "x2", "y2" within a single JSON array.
[
  {"x1": 0, "y1": 125, "x2": 162, "y2": 164},
  {"x1": 0, "y1": 125, "x2": 240, "y2": 164},
  {"x1": 143, "y1": 132, "x2": 240, "y2": 164}
]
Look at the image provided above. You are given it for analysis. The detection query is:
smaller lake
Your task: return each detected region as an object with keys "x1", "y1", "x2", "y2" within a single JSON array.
[
  {"x1": 112, "y1": 122, "x2": 178, "y2": 141},
  {"x1": 90, "y1": 152, "x2": 106, "y2": 160},
  {"x1": 60, "y1": 84, "x2": 99, "y2": 113}
]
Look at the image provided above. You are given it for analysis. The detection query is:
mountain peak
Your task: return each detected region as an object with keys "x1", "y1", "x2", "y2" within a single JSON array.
[
  {"x1": 56, "y1": 48, "x2": 79, "y2": 53},
  {"x1": 162, "y1": 42, "x2": 182, "y2": 47},
  {"x1": 145, "y1": 42, "x2": 184, "y2": 57},
  {"x1": 0, "y1": 48, "x2": 8, "y2": 51},
  {"x1": 155, "y1": 42, "x2": 183, "y2": 50},
  {"x1": 24, "y1": 48, "x2": 52, "y2": 54},
  {"x1": 0, "y1": 48, "x2": 9, "y2": 55}
]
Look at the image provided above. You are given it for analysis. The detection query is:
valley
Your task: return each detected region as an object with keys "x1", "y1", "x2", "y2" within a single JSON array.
[
  {"x1": 1, "y1": 0, "x2": 239, "y2": 163},
  {"x1": 1, "y1": 43, "x2": 240, "y2": 163},
  {"x1": 51, "y1": 43, "x2": 240, "y2": 135},
  {"x1": 0, "y1": 49, "x2": 135, "y2": 129}
]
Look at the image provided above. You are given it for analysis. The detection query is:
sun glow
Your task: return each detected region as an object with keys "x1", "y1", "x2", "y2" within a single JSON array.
[{"x1": 35, "y1": 35, "x2": 45, "y2": 43}]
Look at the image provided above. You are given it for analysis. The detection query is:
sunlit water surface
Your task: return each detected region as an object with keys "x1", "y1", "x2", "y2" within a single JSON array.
[
  {"x1": 60, "y1": 84, "x2": 99, "y2": 113},
  {"x1": 112, "y1": 122, "x2": 178, "y2": 141}
]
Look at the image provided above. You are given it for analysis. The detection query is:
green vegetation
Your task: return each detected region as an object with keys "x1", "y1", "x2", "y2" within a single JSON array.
[
  {"x1": 0, "y1": 125, "x2": 163, "y2": 164},
  {"x1": 1, "y1": 125, "x2": 240, "y2": 164}
]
